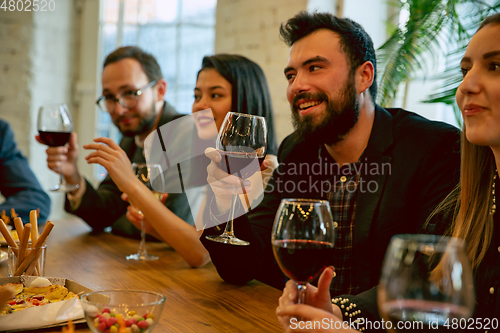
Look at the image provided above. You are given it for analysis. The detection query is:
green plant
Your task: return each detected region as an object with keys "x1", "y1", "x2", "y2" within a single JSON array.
[{"x1": 376, "y1": 0, "x2": 500, "y2": 124}]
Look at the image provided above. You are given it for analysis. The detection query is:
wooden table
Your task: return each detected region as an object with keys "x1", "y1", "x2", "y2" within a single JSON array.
[{"x1": 0, "y1": 217, "x2": 283, "y2": 332}]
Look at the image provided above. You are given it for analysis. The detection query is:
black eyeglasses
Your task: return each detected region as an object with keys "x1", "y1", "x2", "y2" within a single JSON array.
[{"x1": 96, "y1": 80, "x2": 157, "y2": 113}]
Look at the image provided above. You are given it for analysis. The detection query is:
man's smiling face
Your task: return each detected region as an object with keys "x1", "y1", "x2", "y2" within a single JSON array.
[{"x1": 285, "y1": 29, "x2": 360, "y2": 145}]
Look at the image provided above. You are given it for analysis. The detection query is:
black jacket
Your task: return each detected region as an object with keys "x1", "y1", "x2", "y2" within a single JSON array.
[{"x1": 202, "y1": 106, "x2": 461, "y2": 294}]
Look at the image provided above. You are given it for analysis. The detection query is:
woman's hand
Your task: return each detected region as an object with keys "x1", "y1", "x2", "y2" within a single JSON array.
[
  {"x1": 277, "y1": 267, "x2": 345, "y2": 332},
  {"x1": 83, "y1": 137, "x2": 136, "y2": 192},
  {"x1": 205, "y1": 147, "x2": 252, "y2": 214},
  {"x1": 277, "y1": 305, "x2": 355, "y2": 333},
  {"x1": 121, "y1": 193, "x2": 164, "y2": 241}
]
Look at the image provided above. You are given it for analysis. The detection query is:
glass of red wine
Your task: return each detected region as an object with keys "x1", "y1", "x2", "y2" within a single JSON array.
[
  {"x1": 37, "y1": 103, "x2": 79, "y2": 192},
  {"x1": 378, "y1": 234, "x2": 475, "y2": 333},
  {"x1": 272, "y1": 199, "x2": 335, "y2": 305},
  {"x1": 205, "y1": 112, "x2": 267, "y2": 246}
]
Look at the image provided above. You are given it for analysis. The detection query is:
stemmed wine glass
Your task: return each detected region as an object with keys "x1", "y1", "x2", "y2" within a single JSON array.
[
  {"x1": 126, "y1": 163, "x2": 165, "y2": 261},
  {"x1": 37, "y1": 103, "x2": 79, "y2": 192},
  {"x1": 205, "y1": 112, "x2": 268, "y2": 246},
  {"x1": 378, "y1": 234, "x2": 475, "y2": 333},
  {"x1": 272, "y1": 199, "x2": 335, "y2": 304}
]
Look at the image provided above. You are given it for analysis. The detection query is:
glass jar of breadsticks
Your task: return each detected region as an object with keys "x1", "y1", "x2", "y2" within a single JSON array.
[{"x1": 0, "y1": 210, "x2": 54, "y2": 276}]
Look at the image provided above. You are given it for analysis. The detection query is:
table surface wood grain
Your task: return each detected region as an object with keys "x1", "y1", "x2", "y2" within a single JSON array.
[{"x1": 0, "y1": 217, "x2": 283, "y2": 333}]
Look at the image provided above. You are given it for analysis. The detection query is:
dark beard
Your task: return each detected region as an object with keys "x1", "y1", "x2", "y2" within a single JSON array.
[
  {"x1": 291, "y1": 75, "x2": 359, "y2": 146},
  {"x1": 117, "y1": 102, "x2": 159, "y2": 137}
]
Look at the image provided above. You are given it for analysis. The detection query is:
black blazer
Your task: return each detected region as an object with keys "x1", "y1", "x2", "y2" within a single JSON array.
[
  {"x1": 0, "y1": 119, "x2": 50, "y2": 224},
  {"x1": 202, "y1": 106, "x2": 461, "y2": 294}
]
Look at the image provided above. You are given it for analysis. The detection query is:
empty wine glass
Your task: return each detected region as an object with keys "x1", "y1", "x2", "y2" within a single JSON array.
[
  {"x1": 205, "y1": 112, "x2": 268, "y2": 246},
  {"x1": 378, "y1": 234, "x2": 475, "y2": 333},
  {"x1": 272, "y1": 199, "x2": 335, "y2": 304},
  {"x1": 37, "y1": 103, "x2": 78, "y2": 192},
  {"x1": 126, "y1": 163, "x2": 165, "y2": 261}
]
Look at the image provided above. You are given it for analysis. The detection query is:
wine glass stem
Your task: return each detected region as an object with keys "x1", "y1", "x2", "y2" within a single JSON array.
[
  {"x1": 222, "y1": 191, "x2": 238, "y2": 236},
  {"x1": 297, "y1": 283, "x2": 307, "y2": 304},
  {"x1": 139, "y1": 219, "x2": 147, "y2": 256}
]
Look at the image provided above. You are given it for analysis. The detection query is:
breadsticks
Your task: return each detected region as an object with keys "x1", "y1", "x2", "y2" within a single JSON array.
[
  {"x1": 5, "y1": 210, "x2": 54, "y2": 277},
  {"x1": 0, "y1": 219, "x2": 18, "y2": 256},
  {"x1": 13, "y1": 221, "x2": 53, "y2": 276}
]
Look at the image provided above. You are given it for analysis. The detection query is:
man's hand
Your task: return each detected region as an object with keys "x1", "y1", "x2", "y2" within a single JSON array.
[
  {"x1": 37, "y1": 132, "x2": 81, "y2": 185},
  {"x1": 205, "y1": 147, "x2": 252, "y2": 214}
]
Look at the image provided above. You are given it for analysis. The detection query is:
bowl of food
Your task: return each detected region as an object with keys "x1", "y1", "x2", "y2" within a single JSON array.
[{"x1": 80, "y1": 290, "x2": 165, "y2": 333}]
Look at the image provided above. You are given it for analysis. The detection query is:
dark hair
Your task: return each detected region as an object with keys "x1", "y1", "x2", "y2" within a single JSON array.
[
  {"x1": 103, "y1": 46, "x2": 163, "y2": 82},
  {"x1": 478, "y1": 12, "x2": 500, "y2": 31},
  {"x1": 280, "y1": 11, "x2": 377, "y2": 102},
  {"x1": 198, "y1": 54, "x2": 278, "y2": 155}
]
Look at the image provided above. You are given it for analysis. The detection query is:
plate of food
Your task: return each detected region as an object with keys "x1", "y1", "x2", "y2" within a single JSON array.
[
  {"x1": 0, "y1": 230, "x2": 18, "y2": 246},
  {"x1": 0, "y1": 276, "x2": 92, "y2": 331}
]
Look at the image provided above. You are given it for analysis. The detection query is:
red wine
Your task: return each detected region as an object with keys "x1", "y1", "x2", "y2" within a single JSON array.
[
  {"x1": 272, "y1": 239, "x2": 334, "y2": 283},
  {"x1": 382, "y1": 300, "x2": 469, "y2": 333},
  {"x1": 217, "y1": 151, "x2": 265, "y2": 179},
  {"x1": 39, "y1": 131, "x2": 71, "y2": 147}
]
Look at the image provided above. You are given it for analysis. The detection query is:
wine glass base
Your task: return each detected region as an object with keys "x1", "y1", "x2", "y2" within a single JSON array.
[
  {"x1": 126, "y1": 253, "x2": 159, "y2": 261},
  {"x1": 205, "y1": 234, "x2": 250, "y2": 246},
  {"x1": 50, "y1": 183, "x2": 80, "y2": 193}
]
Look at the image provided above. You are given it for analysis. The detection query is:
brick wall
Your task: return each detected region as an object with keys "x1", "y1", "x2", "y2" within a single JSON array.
[
  {"x1": 215, "y1": 0, "x2": 309, "y2": 143},
  {"x1": 0, "y1": 10, "x2": 34, "y2": 156}
]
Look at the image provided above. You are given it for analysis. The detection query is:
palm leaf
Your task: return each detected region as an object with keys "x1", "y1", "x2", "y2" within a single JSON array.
[
  {"x1": 422, "y1": 1, "x2": 500, "y2": 128},
  {"x1": 377, "y1": 0, "x2": 456, "y2": 107},
  {"x1": 376, "y1": 0, "x2": 500, "y2": 110}
]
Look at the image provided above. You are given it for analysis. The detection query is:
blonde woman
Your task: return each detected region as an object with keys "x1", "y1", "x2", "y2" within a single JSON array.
[{"x1": 276, "y1": 13, "x2": 500, "y2": 332}]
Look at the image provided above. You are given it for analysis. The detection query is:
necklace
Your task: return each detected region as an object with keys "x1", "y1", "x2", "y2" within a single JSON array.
[
  {"x1": 297, "y1": 204, "x2": 314, "y2": 221},
  {"x1": 491, "y1": 170, "x2": 497, "y2": 215}
]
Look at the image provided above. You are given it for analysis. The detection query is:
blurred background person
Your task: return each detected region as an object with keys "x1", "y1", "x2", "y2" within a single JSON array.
[{"x1": 0, "y1": 119, "x2": 50, "y2": 225}]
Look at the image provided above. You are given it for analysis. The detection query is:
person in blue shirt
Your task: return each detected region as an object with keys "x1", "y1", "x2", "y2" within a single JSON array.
[{"x1": 0, "y1": 119, "x2": 50, "y2": 225}]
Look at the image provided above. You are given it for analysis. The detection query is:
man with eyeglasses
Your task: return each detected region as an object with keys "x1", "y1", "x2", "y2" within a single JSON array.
[{"x1": 40, "y1": 46, "x2": 196, "y2": 238}]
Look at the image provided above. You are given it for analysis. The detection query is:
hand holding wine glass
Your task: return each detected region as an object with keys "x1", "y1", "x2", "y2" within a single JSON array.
[
  {"x1": 205, "y1": 112, "x2": 268, "y2": 246},
  {"x1": 272, "y1": 199, "x2": 335, "y2": 305},
  {"x1": 122, "y1": 193, "x2": 165, "y2": 241},
  {"x1": 37, "y1": 103, "x2": 79, "y2": 192},
  {"x1": 126, "y1": 163, "x2": 165, "y2": 261},
  {"x1": 378, "y1": 234, "x2": 475, "y2": 333},
  {"x1": 280, "y1": 267, "x2": 340, "y2": 313}
]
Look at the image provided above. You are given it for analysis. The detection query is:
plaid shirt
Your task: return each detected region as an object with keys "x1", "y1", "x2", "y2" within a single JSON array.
[{"x1": 320, "y1": 146, "x2": 362, "y2": 296}]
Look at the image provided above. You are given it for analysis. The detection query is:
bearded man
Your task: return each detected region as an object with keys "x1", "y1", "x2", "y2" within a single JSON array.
[
  {"x1": 201, "y1": 12, "x2": 461, "y2": 295},
  {"x1": 40, "y1": 46, "x2": 195, "y2": 238}
]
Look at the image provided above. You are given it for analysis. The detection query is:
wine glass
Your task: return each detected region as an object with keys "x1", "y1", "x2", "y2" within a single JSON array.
[
  {"x1": 271, "y1": 199, "x2": 335, "y2": 304},
  {"x1": 37, "y1": 103, "x2": 78, "y2": 192},
  {"x1": 205, "y1": 112, "x2": 268, "y2": 246},
  {"x1": 126, "y1": 163, "x2": 165, "y2": 261},
  {"x1": 378, "y1": 234, "x2": 475, "y2": 333}
]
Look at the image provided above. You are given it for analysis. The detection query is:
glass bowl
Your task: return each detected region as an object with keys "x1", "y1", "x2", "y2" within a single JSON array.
[{"x1": 80, "y1": 290, "x2": 165, "y2": 333}]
